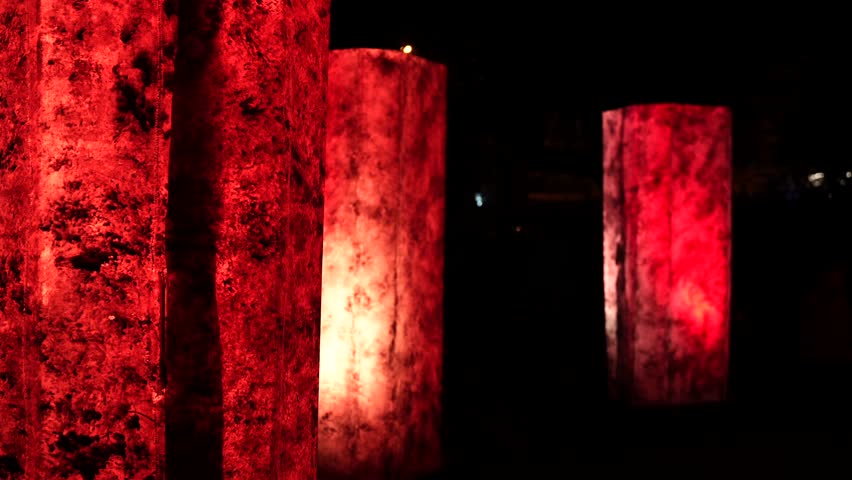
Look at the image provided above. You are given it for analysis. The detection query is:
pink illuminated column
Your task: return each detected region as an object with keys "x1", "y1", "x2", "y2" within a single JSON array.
[
  {"x1": 319, "y1": 49, "x2": 446, "y2": 479},
  {"x1": 0, "y1": 1, "x2": 173, "y2": 477},
  {"x1": 603, "y1": 104, "x2": 732, "y2": 404}
]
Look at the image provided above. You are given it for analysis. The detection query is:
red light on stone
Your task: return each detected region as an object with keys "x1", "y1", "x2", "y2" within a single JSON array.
[
  {"x1": 603, "y1": 104, "x2": 731, "y2": 404},
  {"x1": 1, "y1": 0, "x2": 173, "y2": 477},
  {"x1": 217, "y1": 2, "x2": 329, "y2": 477},
  {"x1": 165, "y1": 1, "x2": 329, "y2": 479},
  {"x1": 1, "y1": 0, "x2": 328, "y2": 478},
  {"x1": 319, "y1": 49, "x2": 446, "y2": 479}
]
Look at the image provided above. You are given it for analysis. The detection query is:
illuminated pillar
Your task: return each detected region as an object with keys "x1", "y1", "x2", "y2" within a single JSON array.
[
  {"x1": 166, "y1": 1, "x2": 329, "y2": 479},
  {"x1": 0, "y1": 0, "x2": 173, "y2": 477},
  {"x1": 1, "y1": 1, "x2": 328, "y2": 478},
  {"x1": 604, "y1": 104, "x2": 731, "y2": 404},
  {"x1": 319, "y1": 49, "x2": 446, "y2": 479}
]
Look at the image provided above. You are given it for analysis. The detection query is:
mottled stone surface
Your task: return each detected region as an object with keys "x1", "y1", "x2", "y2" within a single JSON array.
[
  {"x1": 319, "y1": 49, "x2": 446, "y2": 479},
  {"x1": 603, "y1": 104, "x2": 731, "y2": 404},
  {"x1": 3, "y1": 1, "x2": 328, "y2": 478},
  {"x1": 0, "y1": 0, "x2": 173, "y2": 478},
  {"x1": 165, "y1": 1, "x2": 329, "y2": 479},
  {"x1": 0, "y1": 3, "x2": 37, "y2": 479}
]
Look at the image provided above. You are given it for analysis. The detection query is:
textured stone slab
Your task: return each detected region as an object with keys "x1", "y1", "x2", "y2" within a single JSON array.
[
  {"x1": 319, "y1": 48, "x2": 446, "y2": 479},
  {"x1": 604, "y1": 104, "x2": 731, "y2": 404}
]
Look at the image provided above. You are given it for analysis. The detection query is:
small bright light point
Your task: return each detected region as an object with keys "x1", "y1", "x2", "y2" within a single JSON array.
[
  {"x1": 515, "y1": 225, "x2": 522, "y2": 233},
  {"x1": 401, "y1": 45, "x2": 413, "y2": 54},
  {"x1": 846, "y1": 171, "x2": 851, "y2": 178},
  {"x1": 474, "y1": 193, "x2": 484, "y2": 207}
]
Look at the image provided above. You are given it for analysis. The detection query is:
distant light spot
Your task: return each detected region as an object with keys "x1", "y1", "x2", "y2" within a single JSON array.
[
  {"x1": 474, "y1": 193, "x2": 484, "y2": 207},
  {"x1": 808, "y1": 172, "x2": 825, "y2": 187},
  {"x1": 401, "y1": 45, "x2": 413, "y2": 54}
]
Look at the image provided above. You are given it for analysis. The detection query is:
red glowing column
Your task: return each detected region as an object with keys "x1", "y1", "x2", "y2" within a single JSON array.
[
  {"x1": 165, "y1": 1, "x2": 330, "y2": 479},
  {"x1": 319, "y1": 49, "x2": 446, "y2": 479},
  {"x1": 603, "y1": 104, "x2": 732, "y2": 404},
  {"x1": 217, "y1": 3, "x2": 329, "y2": 478},
  {"x1": 0, "y1": 3, "x2": 34, "y2": 476},
  {"x1": 0, "y1": 0, "x2": 173, "y2": 477}
]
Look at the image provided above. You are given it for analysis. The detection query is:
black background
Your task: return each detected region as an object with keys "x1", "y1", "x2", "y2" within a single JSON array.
[{"x1": 330, "y1": 3, "x2": 852, "y2": 478}]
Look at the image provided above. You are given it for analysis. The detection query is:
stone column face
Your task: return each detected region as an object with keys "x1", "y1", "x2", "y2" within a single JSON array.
[
  {"x1": 1, "y1": 1, "x2": 328, "y2": 478},
  {"x1": 319, "y1": 49, "x2": 446, "y2": 479},
  {"x1": 165, "y1": 1, "x2": 329, "y2": 479},
  {"x1": 603, "y1": 104, "x2": 731, "y2": 404},
  {"x1": 0, "y1": 0, "x2": 174, "y2": 478}
]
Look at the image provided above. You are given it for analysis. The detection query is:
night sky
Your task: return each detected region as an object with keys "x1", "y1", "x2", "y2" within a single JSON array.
[{"x1": 332, "y1": 4, "x2": 851, "y2": 478}]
